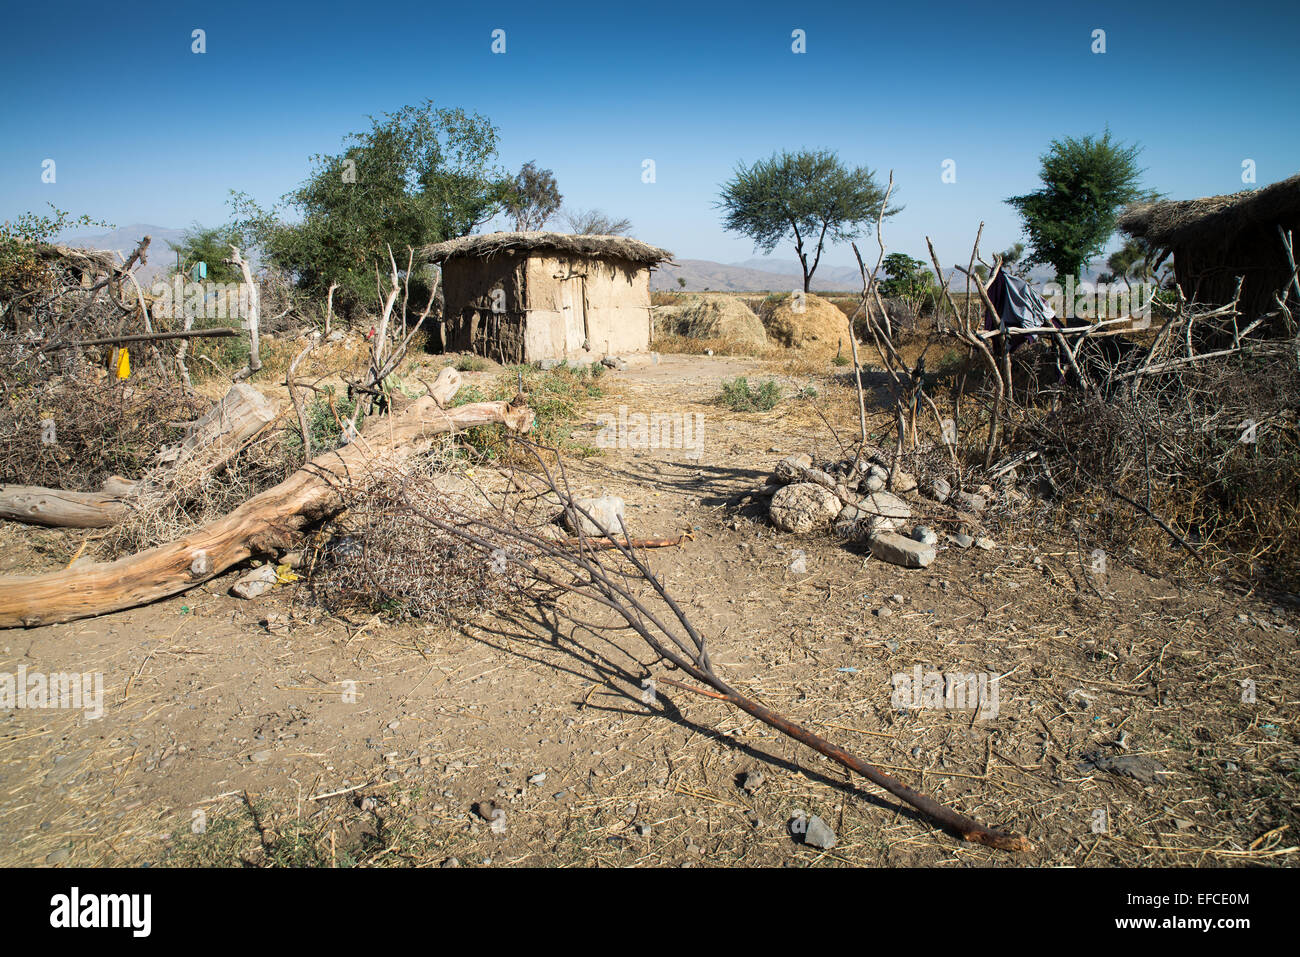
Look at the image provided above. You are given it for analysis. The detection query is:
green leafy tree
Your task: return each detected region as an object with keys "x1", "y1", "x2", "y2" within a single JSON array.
[
  {"x1": 503, "y1": 161, "x2": 562, "y2": 231},
  {"x1": 167, "y1": 224, "x2": 244, "y2": 282},
  {"x1": 0, "y1": 205, "x2": 111, "y2": 301},
  {"x1": 1006, "y1": 130, "x2": 1145, "y2": 285},
  {"x1": 231, "y1": 100, "x2": 507, "y2": 307},
  {"x1": 879, "y1": 253, "x2": 935, "y2": 315},
  {"x1": 717, "y1": 149, "x2": 898, "y2": 291},
  {"x1": 1104, "y1": 237, "x2": 1156, "y2": 290}
]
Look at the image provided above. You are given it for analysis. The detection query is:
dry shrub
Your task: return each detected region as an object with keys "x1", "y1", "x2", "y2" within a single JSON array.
[
  {"x1": 1018, "y1": 346, "x2": 1300, "y2": 587},
  {"x1": 0, "y1": 360, "x2": 208, "y2": 489},
  {"x1": 303, "y1": 459, "x2": 529, "y2": 621},
  {"x1": 109, "y1": 430, "x2": 296, "y2": 553}
]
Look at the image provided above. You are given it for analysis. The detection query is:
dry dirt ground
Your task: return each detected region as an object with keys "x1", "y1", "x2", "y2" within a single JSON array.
[{"x1": 1, "y1": 354, "x2": 1297, "y2": 867}]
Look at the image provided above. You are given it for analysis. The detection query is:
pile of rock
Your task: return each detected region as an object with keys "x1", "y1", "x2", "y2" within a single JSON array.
[{"x1": 754, "y1": 451, "x2": 993, "y2": 569}]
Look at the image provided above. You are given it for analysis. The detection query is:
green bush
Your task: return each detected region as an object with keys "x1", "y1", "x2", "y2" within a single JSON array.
[{"x1": 717, "y1": 377, "x2": 781, "y2": 412}]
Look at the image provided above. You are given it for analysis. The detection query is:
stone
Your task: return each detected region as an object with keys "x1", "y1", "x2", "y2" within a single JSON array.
[
  {"x1": 923, "y1": 477, "x2": 952, "y2": 503},
  {"x1": 949, "y1": 532, "x2": 974, "y2": 549},
  {"x1": 279, "y1": 550, "x2": 305, "y2": 569},
  {"x1": 868, "y1": 532, "x2": 936, "y2": 568},
  {"x1": 768, "y1": 483, "x2": 841, "y2": 533},
  {"x1": 859, "y1": 464, "x2": 888, "y2": 493},
  {"x1": 601, "y1": 355, "x2": 627, "y2": 371},
  {"x1": 773, "y1": 453, "x2": 813, "y2": 484},
  {"x1": 563, "y1": 495, "x2": 626, "y2": 536},
  {"x1": 911, "y1": 525, "x2": 938, "y2": 546},
  {"x1": 803, "y1": 815, "x2": 837, "y2": 850},
  {"x1": 891, "y1": 470, "x2": 918, "y2": 494},
  {"x1": 953, "y1": 490, "x2": 987, "y2": 514},
  {"x1": 802, "y1": 468, "x2": 838, "y2": 490},
  {"x1": 975, "y1": 536, "x2": 995, "y2": 550},
  {"x1": 45, "y1": 848, "x2": 71, "y2": 865},
  {"x1": 858, "y1": 491, "x2": 911, "y2": 534},
  {"x1": 528, "y1": 772, "x2": 547, "y2": 785},
  {"x1": 1077, "y1": 751, "x2": 1169, "y2": 785},
  {"x1": 231, "y1": 564, "x2": 279, "y2": 599}
]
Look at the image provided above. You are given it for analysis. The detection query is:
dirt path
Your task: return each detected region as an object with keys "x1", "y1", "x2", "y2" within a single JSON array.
[{"x1": 1, "y1": 355, "x2": 1296, "y2": 867}]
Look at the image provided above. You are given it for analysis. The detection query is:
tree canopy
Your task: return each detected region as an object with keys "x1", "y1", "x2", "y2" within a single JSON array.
[
  {"x1": 1006, "y1": 130, "x2": 1146, "y2": 285},
  {"x1": 717, "y1": 149, "x2": 898, "y2": 291},
  {"x1": 231, "y1": 100, "x2": 506, "y2": 309},
  {"x1": 167, "y1": 224, "x2": 244, "y2": 283},
  {"x1": 503, "y1": 161, "x2": 562, "y2": 231}
]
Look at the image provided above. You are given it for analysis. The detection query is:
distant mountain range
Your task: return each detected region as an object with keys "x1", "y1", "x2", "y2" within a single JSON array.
[
  {"x1": 60, "y1": 224, "x2": 193, "y2": 284},
  {"x1": 650, "y1": 255, "x2": 1105, "y2": 293},
  {"x1": 60, "y1": 225, "x2": 1105, "y2": 294}
]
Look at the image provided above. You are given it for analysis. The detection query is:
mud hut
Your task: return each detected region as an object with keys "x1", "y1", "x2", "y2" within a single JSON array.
[
  {"x1": 422, "y1": 232, "x2": 673, "y2": 363},
  {"x1": 1118, "y1": 172, "x2": 1300, "y2": 318}
]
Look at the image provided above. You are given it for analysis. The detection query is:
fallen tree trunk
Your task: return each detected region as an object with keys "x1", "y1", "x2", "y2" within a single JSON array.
[
  {"x1": 0, "y1": 369, "x2": 535, "y2": 627},
  {"x1": 0, "y1": 383, "x2": 279, "y2": 528}
]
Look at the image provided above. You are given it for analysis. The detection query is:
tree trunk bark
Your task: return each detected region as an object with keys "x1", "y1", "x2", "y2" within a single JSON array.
[{"x1": 0, "y1": 369, "x2": 534, "y2": 628}]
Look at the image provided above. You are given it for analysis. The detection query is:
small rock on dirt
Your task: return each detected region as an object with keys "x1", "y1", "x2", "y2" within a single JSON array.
[
  {"x1": 231, "y1": 564, "x2": 279, "y2": 600},
  {"x1": 869, "y1": 532, "x2": 936, "y2": 569},
  {"x1": 1078, "y1": 751, "x2": 1170, "y2": 785},
  {"x1": 563, "y1": 495, "x2": 626, "y2": 536},
  {"x1": 911, "y1": 525, "x2": 938, "y2": 545},
  {"x1": 803, "y1": 815, "x2": 837, "y2": 850},
  {"x1": 953, "y1": 490, "x2": 987, "y2": 514}
]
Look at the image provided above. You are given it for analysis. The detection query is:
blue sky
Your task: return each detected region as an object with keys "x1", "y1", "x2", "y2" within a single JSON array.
[{"x1": 1, "y1": 0, "x2": 1297, "y2": 271}]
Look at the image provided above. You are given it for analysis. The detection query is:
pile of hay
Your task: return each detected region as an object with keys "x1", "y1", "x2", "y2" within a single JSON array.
[
  {"x1": 762, "y1": 293, "x2": 850, "y2": 355},
  {"x1": 654, "y1": 295, "x2": 768, "y2": 350}
]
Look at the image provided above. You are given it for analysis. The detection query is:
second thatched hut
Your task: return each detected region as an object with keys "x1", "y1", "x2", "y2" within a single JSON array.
[{"x1": 1118, "y1": 172, "x2": 1300, "y2": 319}]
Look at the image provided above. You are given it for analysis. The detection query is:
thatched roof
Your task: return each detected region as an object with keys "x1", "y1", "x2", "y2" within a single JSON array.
[
  {"x1": 1118, "y1": 172, "x2": 1300, "y2": 249},
  {"x1": 422, "y1": 231, "x2": 673, "y2": 266},
  {"x1": 33, "y1": 243, "x2": 118, "y2": 273}
]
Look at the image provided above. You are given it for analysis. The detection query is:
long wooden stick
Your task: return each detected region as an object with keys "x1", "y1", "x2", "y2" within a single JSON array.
[
  {"x1": 2, "y1": 328, "x2": 237, "y2": 351},
  {"x1": 657, "y1": 675, "x2": 1031, "y2": 851}
]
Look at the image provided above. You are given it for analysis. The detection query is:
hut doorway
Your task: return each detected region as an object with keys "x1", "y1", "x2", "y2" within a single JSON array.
[{"x1": 559, "y1": 275, "x2": 588, "y2": 355}]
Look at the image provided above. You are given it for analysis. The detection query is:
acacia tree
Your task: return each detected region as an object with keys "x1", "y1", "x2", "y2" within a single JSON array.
[
  {"x1": 1006, "y1": 130, "x2": 1145, "y2": 286},
  {"x1": 503, "y1": 161, "x2": 562, "y2": 231},
  {"x1": 230, "y1": 100, "x2": 507, "y2": 307},
  {"x1": 718, "y1": 149, "x2": 897, "y2": 291},
  {"x1": 558, "y1": 208, "x2": 632, "y2": 236}
]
